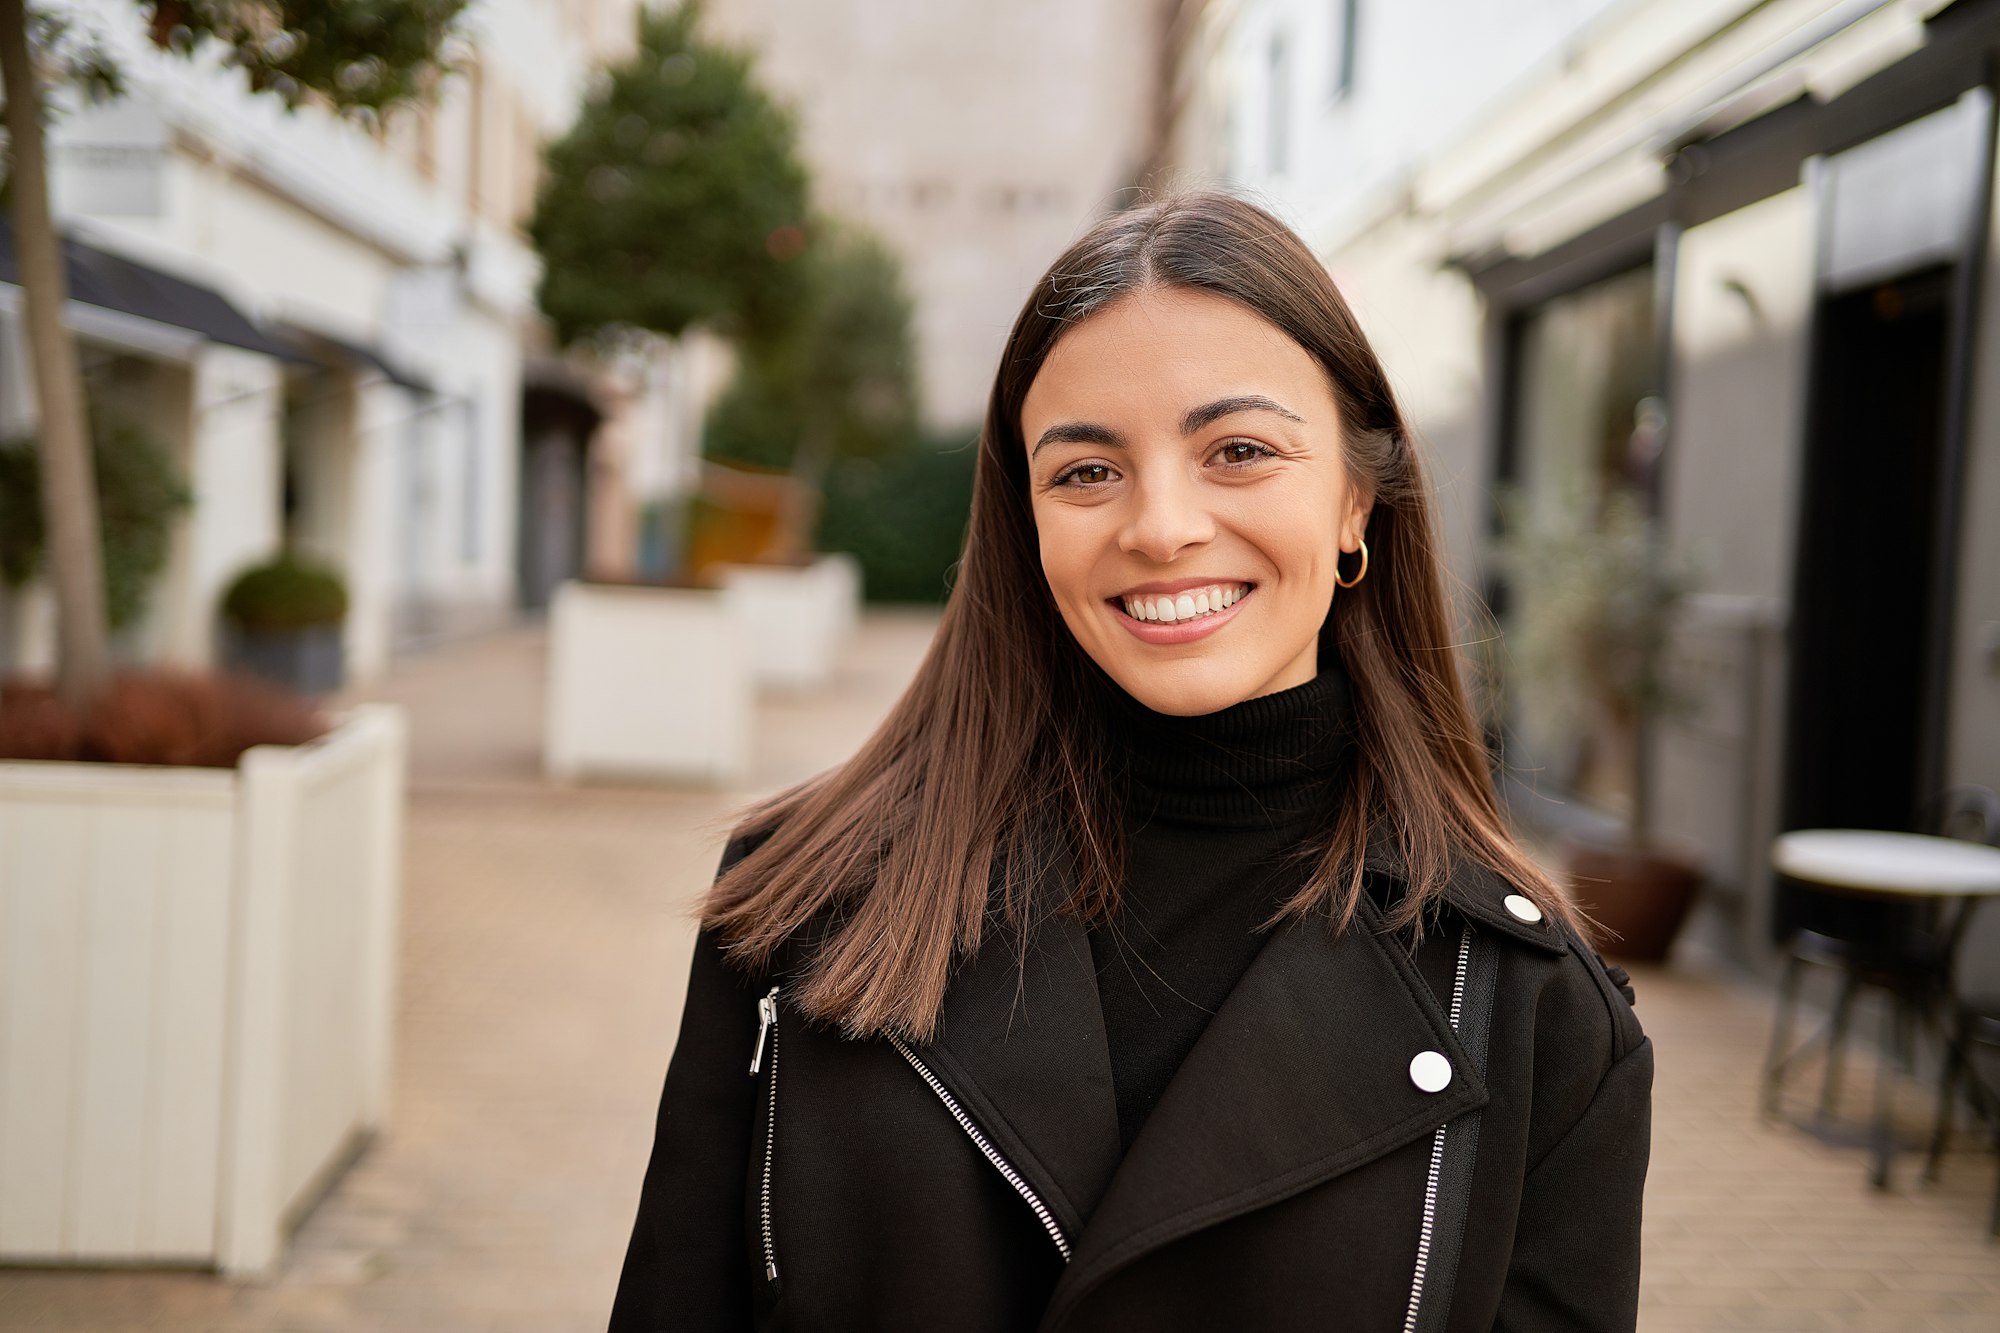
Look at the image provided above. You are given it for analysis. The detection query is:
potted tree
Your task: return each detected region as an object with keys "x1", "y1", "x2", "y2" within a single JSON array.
[
  {"x1": 0, "y1": 0, "x2": 459, "y2": 1275},
  {"x1": 220, "y1": 551, "x2": 350, "y2": 695},
  {"x1": 1496, "y1": 480, "x2": 1703, "y2": 960},
  {"x1": 531, "y1": 12, "x2": 900, "y2": 696}
]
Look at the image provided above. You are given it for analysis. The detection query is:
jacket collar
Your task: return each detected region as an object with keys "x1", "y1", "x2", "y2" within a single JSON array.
[
  {"x1": 928, "y1": 906, "x2": 1121, "y2": 1237},
  {"x1": 916, "y1": 846, "x2": 1549, "y2": 1310}
]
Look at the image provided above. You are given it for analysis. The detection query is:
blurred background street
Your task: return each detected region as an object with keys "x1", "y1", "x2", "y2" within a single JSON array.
[{"x1": 2, "y1": 0, "x2": 2000, "y2": 1328}]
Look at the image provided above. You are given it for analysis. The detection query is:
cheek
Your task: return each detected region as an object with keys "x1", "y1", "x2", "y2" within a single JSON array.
[
  {"x1": 1031, "y1": 503, "x2": 1089, "y2": 605},
  {"x1": 1238, "y1": 492, "x2": 1341, "y2": 591}
]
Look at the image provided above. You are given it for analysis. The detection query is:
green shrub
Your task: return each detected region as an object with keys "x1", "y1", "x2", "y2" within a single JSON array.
[
  {"x1": 529, "y1": 3, "x2": 810, "y2": 346},
  {"x1": 221, "y1": 553, "x2": 349, "y2": 633},
  {"x1": 0, "y1": 412, "x2": 190, "y2": 630},
  {"x1": 703, "y1": 222, "x2": 921, "y2": 477},
  {"x1": 817, "y1": 430, "x2": 977, "y2": 604}
]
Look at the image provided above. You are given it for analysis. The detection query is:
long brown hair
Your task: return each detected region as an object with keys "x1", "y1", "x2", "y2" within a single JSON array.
[{"x1": 704, "y1": 190, "x2": 1574, "y2": 1039}]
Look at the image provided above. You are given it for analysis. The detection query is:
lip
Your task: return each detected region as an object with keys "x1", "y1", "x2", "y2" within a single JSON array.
[
  {"x1": 1108, "y1": 584, "x2": 1255, "y2": 644},
  {"x1": 1114, "y1": 576, "x2": 1257, "y2": 598}
]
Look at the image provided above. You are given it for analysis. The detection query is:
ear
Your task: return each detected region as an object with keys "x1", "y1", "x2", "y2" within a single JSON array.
[{"x1": 1340, "y1": 492, "x2": 1375, "y2": 553}]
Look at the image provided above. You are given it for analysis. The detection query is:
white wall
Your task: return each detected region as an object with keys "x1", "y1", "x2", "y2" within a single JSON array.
[
  {"x1": 703, "y1": 0, "x2": 1161, "y2": 428},
  {"x1": 1324, "y1": 214, "x2": 1495, "y2": 582},
  {"x1": 1193, "y1": 0, "x2": 1635, "y2": 244},
  {"x1": 1665, "y1": 188, "x2": 1816, "y2": 603},
  {"x1": 174, "y1": 346, "x2": 285, "y2": 666},
  {"x1": 346, "y1": 382, "x2": 417, "y2": 680}
]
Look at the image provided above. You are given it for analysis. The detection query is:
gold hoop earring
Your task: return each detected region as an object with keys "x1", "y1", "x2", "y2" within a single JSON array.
[{"x1": 1335, "y1": 539, "x2": 1369, "y2": 589}]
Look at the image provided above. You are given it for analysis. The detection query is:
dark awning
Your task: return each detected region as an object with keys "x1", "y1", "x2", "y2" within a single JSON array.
[
  {"x1": 278, "y1": 321, "x2": 429, "y2": 391},
  {"x1": 0, "y1": 215, "x2": 304, "y2": 362}
]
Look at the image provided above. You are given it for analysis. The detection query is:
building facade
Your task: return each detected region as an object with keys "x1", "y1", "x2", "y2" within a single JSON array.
[
  {"x1": 1169, "y1": 0, "x2": 2000, "y2": 965},
  {"x1": 0, "y1": 0, "x2": 690, "y2": 685},
  {"x1": 701, "y1": 0, "x2": 1167, "y2": 430}
]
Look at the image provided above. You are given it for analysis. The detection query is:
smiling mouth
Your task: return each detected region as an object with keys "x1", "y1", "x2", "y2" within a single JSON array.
[{"x1": 1113, "y1": 582, "x2": 1254, "y2": 624}]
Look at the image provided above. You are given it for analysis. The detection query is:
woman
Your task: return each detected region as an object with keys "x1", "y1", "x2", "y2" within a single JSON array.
[{"x1": 609, "y1": 191, "x2": 1651, "y2": 1332}]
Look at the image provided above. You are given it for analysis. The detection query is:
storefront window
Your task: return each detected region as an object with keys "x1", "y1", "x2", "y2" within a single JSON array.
[{"x1": 1504, "y1": 263, "x2": 1660, "y2": 816}]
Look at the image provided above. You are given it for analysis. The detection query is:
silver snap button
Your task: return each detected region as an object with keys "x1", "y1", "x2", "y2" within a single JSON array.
[
  {"x1": 1409, "y1": 1050, "x2": 1452, "y2": 1093},
  {"x1": 1503, "y1": 893, "x2": 1544, "y2": 924}
]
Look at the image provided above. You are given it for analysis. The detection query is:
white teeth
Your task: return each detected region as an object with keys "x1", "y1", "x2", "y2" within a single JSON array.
[{"x1": 1119, "y1": 583, "x2": 1251, "y2": 624}]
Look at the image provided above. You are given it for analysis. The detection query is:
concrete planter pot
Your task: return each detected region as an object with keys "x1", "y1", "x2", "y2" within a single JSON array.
[
  {"x1": 0, "y1": 706, "x2": 407, "y2": 1276},
  {"x1": 544, "y1": 580, "x2": 752, "y2": 785},
  {"x1": 222, "y1": 622, "x2": 346, "y2": 696},
  {"x1": 717, "y1": 553, "x2": 862, "y2": 691},
  {"x1": 1563, "y1": 833, "x2": 1705, "y2": 962}
]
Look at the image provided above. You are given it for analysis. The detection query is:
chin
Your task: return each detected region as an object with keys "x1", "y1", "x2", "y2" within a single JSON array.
[{"x1": 1106, "y1": 660, "x2": 1284, "y2": 717}]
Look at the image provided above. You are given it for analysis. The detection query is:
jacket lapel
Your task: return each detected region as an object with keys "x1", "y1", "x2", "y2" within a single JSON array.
[
  {"x1": 903, "y1": 853, "x2": 1532, "y2": 1295},
  {"x1": 925, "y1": 907, "x2": 1123, "y2": 1237},
  {"x1": 1041, "y1": 889, "x2": 1488, "y2": 1322}
]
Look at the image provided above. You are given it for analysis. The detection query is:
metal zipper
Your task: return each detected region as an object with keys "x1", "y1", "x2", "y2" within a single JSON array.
[
  {"x1": 1401, "y1": 927, "x2": 1473, "y2": 1333},
  {"x1": 887, "y1": 1034, "x2": 1074, "y2": 1262},
  {"x1": 750, "y1": 986, "x2": 781, "y2": 1283}
]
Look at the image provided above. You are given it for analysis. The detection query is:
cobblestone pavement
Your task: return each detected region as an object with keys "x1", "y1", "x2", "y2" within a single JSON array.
[{"x1": 2, "y1": 612, "x2": 1995, "y2": 1331}]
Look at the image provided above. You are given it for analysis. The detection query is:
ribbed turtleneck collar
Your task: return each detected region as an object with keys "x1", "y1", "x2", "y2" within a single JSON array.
[{"x1": 1109, "y1": 664, "x2": 1354, "y2": 831}]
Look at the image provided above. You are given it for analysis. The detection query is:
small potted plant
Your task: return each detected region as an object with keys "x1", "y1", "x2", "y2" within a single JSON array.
[
  {"x1": 220, "y1": 551, "x2": 350, "y2": 695},
  {"x1": 1495, "y1": 478, "x2": 1703, "y2": 960}
]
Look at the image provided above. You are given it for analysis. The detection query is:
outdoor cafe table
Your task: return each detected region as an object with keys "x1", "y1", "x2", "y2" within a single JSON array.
[{"x1": 1770, "y1": 829, "x2": 2000, "y2": 1185}]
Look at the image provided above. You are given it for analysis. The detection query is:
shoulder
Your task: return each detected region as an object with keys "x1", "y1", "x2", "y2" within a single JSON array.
[
  {"x1": 1379, "y1": 855, "x2": 1642, "y2": 1047},
  {"x1": 1375, "y1": 855, "x2": 1647, "y2": 1155},
  {"x1": 716, "y1": 824, "x2": 778, "y2": 877}
]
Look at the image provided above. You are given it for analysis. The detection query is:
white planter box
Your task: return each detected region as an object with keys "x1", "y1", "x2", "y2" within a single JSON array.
[
  {"x1": 0, "y1": 705, "x2": 407, "y2": 1277},
  {"x1": 544, "y1": 580, "x2": 752, "y2": 784},
  {"x1": 718, "y1": 553, "x2": 862, "y2": 691}
]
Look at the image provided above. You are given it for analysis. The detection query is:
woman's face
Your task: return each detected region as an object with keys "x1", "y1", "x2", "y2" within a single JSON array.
[{"x1": 1021, "y1": 285, "x2": 1372, "y2": 717}]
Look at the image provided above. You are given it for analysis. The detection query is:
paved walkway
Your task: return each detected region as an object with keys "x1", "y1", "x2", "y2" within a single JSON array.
[{"x1": 2, "y1": 613, "x2": 1995, "y2": 1331}]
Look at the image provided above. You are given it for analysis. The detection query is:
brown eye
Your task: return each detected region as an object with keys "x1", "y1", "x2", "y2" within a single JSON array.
[
  {"x1": 1216, "y1": 440, "x2": 1274, "y2": 466},
  {"x1": 1056, "y1": 463, "x2": 1113, "y2": 486}
]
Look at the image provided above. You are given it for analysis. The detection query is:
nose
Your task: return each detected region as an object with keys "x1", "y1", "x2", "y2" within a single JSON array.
[{"x1": 1117, "y1": 470, "x2": 1215, "y2": 564}]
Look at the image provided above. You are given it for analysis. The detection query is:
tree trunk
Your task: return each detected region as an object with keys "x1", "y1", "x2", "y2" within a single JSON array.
[
  {"x1": 0, "y1": 0, "x2": 110, "y2": 708},
  {"x1": 777, "y1": 423, "x2": 834, "y2": 563}
]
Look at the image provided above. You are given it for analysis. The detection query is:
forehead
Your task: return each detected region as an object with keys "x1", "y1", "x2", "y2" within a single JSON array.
[{"x1": 1021, "y1": 287, "x2": 1334, "y2": 437}]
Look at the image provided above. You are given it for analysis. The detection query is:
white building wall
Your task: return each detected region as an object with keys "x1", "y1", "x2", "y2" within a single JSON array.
[
  {"x1": 347, "y1": 382, "x2": 416, "y2": 680},
  {"x1": 14, "y1": 0, "x2": 646, "y2": 678},
  {"x1": 1187, "y1": 0, "x2": 1633, "y2": 244},
  {"x1": 702, "y1": 0, "x2": 1161, "y2": 429},
  {"x1": 1664, "y1": 189, "x2": 1817, "y2": 607},
  {"x1": 176, "y1": 346, "x2": 284, "y2": 667}
]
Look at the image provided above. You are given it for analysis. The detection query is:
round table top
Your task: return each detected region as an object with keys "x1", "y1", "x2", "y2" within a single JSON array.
[{"x1": 1772, "y1": 829, "x2": 2000, "y2": 898}]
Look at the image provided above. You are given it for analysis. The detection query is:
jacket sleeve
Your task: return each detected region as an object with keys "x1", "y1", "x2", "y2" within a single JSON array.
[
  {"x1": 1493, "y1": 1035, "x2": 1654, "y2": 1332},
  {"x1": 608, "y1": 845, "x2": 768, "y2": 1331}
]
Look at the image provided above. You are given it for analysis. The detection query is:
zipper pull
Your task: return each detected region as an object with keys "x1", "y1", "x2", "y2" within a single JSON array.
[{"x1": 749, "y1": 987, "x2": 779, "y2": 1075}]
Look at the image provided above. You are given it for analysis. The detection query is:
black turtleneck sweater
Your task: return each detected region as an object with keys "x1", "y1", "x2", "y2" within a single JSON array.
[{"x1": 1089, "y1": 668, "x2": 1353, "y2": 1149}]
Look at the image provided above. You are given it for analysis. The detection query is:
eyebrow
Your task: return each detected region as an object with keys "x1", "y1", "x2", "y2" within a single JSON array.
[{"x1": 1030, "y1": 394, "x2": 1306, "y2": 457}]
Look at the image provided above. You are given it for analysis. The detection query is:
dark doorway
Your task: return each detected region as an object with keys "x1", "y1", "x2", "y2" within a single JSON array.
[
  {"x1": 1776, "y1": 264, "x2": 1953, "y2": 933},
  {"x1": 517, "y1": 384, "x2": 601, "y2": 612}
]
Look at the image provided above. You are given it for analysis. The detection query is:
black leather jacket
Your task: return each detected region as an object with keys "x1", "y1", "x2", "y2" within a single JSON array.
[{"x1": 610, "y1": 838, "x2": 1651, "y2": 1332}]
